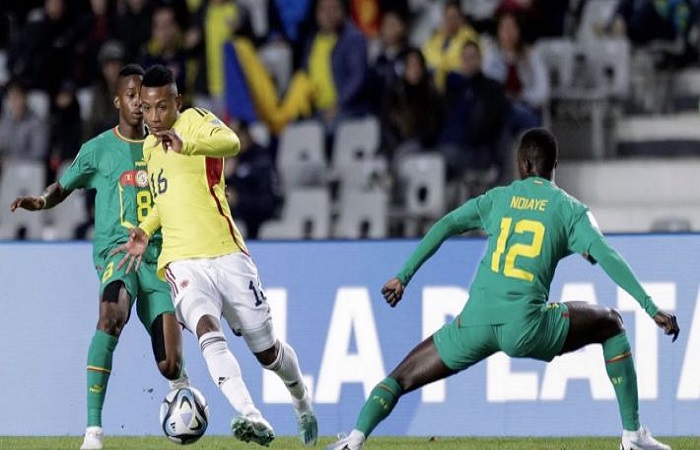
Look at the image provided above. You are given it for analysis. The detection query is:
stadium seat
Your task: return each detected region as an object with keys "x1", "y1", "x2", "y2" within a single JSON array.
[
  {"x1": 76, "y1": 88, "x2": 94, "y2": 122},
  {"x1": 334, "y1": 190, "x2": 388, "y2": 239},
  {"x1": 45, "y1": 162, "x2": 89, "y2": 240},
  {"x1": 0, "y1": 160, "x2": 47, "y2": 239},
  {"x1": 26, "y1": 90, "x2": 50, "y2": 120},
  {"x1": 576, "y1": 0, "x2": 619, "y2": 44},
  {"x1": 331, "y1": 116, "x2": 385, "y2": 192},
  {"x1": 277, "y1": 120, "x2": 327, "y2": 193},
  {"x1": 581, "y1": 38, "x2": 631, "y2": 100},
  {"x1": 332, "y1": 116, "x2": 380, "y2": 169},
  {"x1": 258, "y1": 188, "x2": 331, "y2": 240},
  {"x1": 393, "y1": 153, "x2": 446, "y2": 235},
  {"x1": 0, "y1": 50, "x2": 8, "y2": 86},
  {"x1": 534, "y1": 38, "x2": 576, "y2": 96}
]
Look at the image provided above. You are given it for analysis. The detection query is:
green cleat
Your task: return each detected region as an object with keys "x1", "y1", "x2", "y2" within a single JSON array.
[{"x1": 296, "y1": 409, "x2": 318, "y2": 446}]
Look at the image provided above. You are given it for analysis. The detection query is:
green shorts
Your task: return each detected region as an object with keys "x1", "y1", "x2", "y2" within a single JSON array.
[
  {"x1": 434, "y1": 303, "x2": 570, "y2": 371},
  {"x1": 95, "y1": 252, "x2": 174, "y2": 332}
]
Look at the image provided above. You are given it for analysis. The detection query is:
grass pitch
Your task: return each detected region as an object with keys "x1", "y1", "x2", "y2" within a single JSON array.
[{"x1": 1, "y1": 436, "x2": 699, "y2": 450}]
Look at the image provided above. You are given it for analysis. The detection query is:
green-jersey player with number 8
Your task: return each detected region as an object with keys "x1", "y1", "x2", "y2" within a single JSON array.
[
  {"x1": 10, "y1": 64, "x2": 189, "y2": 450},
  {"x1": 328, "y1": 128, "x2": 680, "y2": 450}
]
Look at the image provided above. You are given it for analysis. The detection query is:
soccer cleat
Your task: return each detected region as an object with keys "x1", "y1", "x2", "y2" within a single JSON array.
[
  {"x1": 621, "y1": 426, "x2": 671, "y2": 450},
  {"x1": 79, "y1": 426, "x2": 103, "y2": 450},
  {"x1": 231, "y1": 413, "x2": 275, "y2": 447},
  {"x1": 325, "y1": 432, "x2": 364, "y2": 450},
  {"x1": 296, "y1": 409, "x2": 319, "y2": 446}
]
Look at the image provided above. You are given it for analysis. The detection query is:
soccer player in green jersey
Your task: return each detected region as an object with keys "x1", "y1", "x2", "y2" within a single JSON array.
[
  {"x1": 327, "y1": 128, "x2": 680, "y2": 450},
  {"x1": 10, "y1": 65, "x2": 189, "y2": 450}
]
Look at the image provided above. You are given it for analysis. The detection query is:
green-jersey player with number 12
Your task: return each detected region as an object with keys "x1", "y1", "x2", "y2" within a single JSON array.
[
  {"x1": 328, "y1": 128, "x2": 680, "y2": 450},
  {"x1": 10, "y1": 64, "x2": 189, "y2": 450}
]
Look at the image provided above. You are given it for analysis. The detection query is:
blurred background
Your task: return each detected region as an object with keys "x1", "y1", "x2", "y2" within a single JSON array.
[{"x1": 1, "y1": 0, "x2": 700, "y2": 241}]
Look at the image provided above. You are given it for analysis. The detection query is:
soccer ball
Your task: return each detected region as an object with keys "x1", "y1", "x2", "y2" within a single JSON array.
[{"x1": 160, "y1": 387, "x2": 209, "y2": 444}]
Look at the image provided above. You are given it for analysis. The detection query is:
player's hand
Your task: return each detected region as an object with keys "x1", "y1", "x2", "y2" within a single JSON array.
[
  {"x1": 154, "y1": 129, "x2": 184, "y2": 153},
  {"x1": 381, "y1": 277, "x2": 405, "y2": 308},
  {"x1": 10, "y1": 196, "x2": 44, "y2": 212},
  {"x1": 110, "y1": 227, "x2": 150, "y2": 274},
  {"x1": 653, "y1": 309, "x2": 680, "y2": 342}
]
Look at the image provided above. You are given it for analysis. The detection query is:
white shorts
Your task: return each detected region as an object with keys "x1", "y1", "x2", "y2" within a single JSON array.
[{"x1": 164, "y1": 252, "x2": 275, "y2": 352}]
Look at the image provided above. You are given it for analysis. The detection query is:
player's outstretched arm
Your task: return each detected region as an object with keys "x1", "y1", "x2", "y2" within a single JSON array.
[
  {"x1": 588, "y1": 237, "x2": 680, "y2": 341},
  {"x1": 10, "y1": 182, "x2": 70, "y2": 212},
  {"x1": 111, "y1": 227, "x2": 150, "y2": 274}
]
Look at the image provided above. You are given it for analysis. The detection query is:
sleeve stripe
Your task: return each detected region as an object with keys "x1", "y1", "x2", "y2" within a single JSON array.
[{"x1": 193, "y1": 107, "x2": 206, "y2": 117}]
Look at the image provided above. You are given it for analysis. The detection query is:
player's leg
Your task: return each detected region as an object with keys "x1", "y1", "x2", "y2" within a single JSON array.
[
  {"x1": 234, "y1": 261, "x2": 317, "y2": 446},
  {"x1": 81, "y1": 260, "x2": 135, "y2": 450},
  {"x1": 327, "y1": 317, "x2": 492, "y2": 450},
  {"x1": 166, "y1": 260, "x2": 274, "y2": 447},
  {"x1": 136, "y1": 264, "x2": 188, "y2": 389},
  {"x1": 249, "y1": 326, "x2": 317, "y2": 446},
  {"x1": 562, "y1": 301, "x2": 670, "y2": 450}
]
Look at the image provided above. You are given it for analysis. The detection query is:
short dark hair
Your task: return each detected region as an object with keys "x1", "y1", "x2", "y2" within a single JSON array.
[
  {"x1": 518, "y1": 128, "x2": 558, "y2": 174},
  {"x1": 142, "y1": 65, "x2": 175, "y2": 88},
  {"x1": 118, "y1": 64, "x2": 145, "y2": 79}
]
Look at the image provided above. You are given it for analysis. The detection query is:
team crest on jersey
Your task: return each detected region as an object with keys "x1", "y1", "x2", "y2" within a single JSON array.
[
  {"x1": 120, "y1": 169, "x2": 149, "y2": 188},
  {"x1": 209, "y1": 118, "x2": 223, "y2": 127},
  {"x1": 180, "y1": 280, "x2": 189, "y2": 289},
  {"x1": 135, "y1": 170, "x2": 148, "y2": 188}
]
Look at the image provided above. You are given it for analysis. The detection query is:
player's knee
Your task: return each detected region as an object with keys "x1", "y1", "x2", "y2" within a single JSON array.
[
  {"x1": 604, "y1": 307, "x2": 625, "y2": 337},
  {"x1": 256, "y1": 341, "x2": 279, "y2": 367}
]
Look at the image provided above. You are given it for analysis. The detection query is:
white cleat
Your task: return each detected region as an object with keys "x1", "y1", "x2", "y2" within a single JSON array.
[
  {"x1": 231, "y1": 413, "x2": 275, "y2": 447},
  {"x1": 79, "y1": 426, "x2": 103, "y2": 450},
  {"x1": 325, "y1": 431, "x2": 365, "y2": 450},
  {"x1": 621, "y1": 426, "x2": 671, "y2": 450},
  {"x1": 168, "y1": 370, "x2": 190, "y2": 390}
]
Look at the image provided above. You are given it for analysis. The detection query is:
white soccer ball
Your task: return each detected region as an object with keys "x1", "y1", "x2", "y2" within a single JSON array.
[{"x1": 159, "y1": 387, "x2": 209, "y2": 445}]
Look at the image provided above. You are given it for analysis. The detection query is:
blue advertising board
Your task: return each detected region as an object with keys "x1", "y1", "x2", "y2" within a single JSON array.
[{"x1": 0, "y1": 235, "x2": 697, "y2": 437}]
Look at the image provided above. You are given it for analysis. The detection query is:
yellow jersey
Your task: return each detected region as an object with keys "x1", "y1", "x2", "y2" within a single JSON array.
[{"x1": 140, "y1": 107, "x2": 248, "y2": 278}]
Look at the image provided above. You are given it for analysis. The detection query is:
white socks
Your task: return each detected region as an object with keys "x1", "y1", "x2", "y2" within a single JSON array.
[
  {"x1": 199, "y1": 331, "x2": 259, "y2": 417},
  {"x1": 264, "y1": 341, "x2": 308, "y2": 408}
]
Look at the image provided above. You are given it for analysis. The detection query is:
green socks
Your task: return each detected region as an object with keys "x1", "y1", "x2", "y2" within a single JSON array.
[
  {"x1": 355, "y1": 377, "x2": 403, "y2": 437},
  {"x1": 603, "y1": 332, "x2": 640, "y2": 431},
  {"x1": 86, "y1": 330, "x2": 118, "y2": 427}
]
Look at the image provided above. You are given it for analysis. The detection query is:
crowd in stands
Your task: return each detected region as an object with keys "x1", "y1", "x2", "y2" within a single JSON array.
[{"x1": 0, "y1": 0, "x2": 699, "y2": 240}]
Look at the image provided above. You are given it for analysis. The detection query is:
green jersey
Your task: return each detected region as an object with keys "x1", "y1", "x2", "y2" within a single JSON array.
[
  {"x1": 59, "y1": 127, "x2": 160, "y2": 263},
  {"x1": 398, "y1": 176, "x2": 658, "y2": 324}
]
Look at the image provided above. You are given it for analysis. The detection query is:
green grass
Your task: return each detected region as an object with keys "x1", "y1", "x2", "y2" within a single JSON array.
[{"x1": 1, "y1": 436, "x2": 699, "y2": 450}]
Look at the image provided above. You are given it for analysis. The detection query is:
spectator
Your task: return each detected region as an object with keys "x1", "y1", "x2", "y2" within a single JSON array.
[
  {"x1": 140, "y1": 6, "x2": 189, "y2": 98},
  {"x1": 438, "y1": 41, "x2": 510, "y2": 184},
  {"x1": 302, "y1": 0, "x2": 371, "y2": 135},
  {"x1": 116, "y1": 0, "x2": 153, "y2": 62},
  {"x1": 7, "y1": 0, "x2": 78, "y2": 94},
  {"x1": 202, "y1": 0, "x2": 250, "y2": 112},
  {"x1": 350, "y1": 0, "x2": 382, "y2": 38},
  {"x1": 268, "y1": 0, "x2": 314, "y2": 69},
  {"x1": 422, "y1": 0, "x2": 479, "y2": 91},
  {"x1": 0, "y1": 80, "x2": 49, "y2": 169},
  {"x1": 611, "y1": 0, "x2": 697, "y2": 68},
  {"x1": 226, "y1": 121, "x2": 283, "y2": 240},
  {"x1": 48, "y1": 80, "x2": 82, "y2": 180},
  {"x1": 381, "y1": 47, "x2": 444, "y2": 163},
  {"x1": 369, "y1": 9, "x2": 411, "y2": 112},
  {"x1": 483, "y1": 11, "x2": 548, "y2": 133},
  {"x1": 86, "y1": 40, "x2": 124, "y2": 138},
  {"x1": 74, "y1": 0, "x2": 118, "y2": 87}
]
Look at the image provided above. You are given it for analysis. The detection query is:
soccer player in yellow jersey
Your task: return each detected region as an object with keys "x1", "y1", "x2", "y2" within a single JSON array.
[{"x1": 113, "y1": 65, "x2": 318, "y2": 447}]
